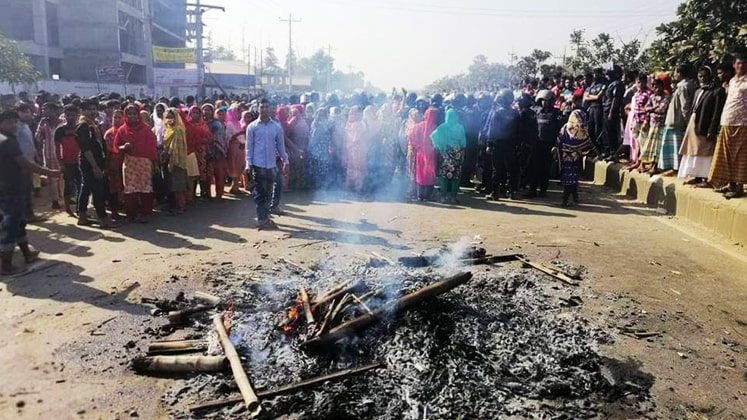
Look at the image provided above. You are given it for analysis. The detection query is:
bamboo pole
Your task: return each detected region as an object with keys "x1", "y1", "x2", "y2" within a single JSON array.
[
  {"x1": 310, "y1": 281, "x2": 365, "y2": 313},
  {"x1": 299, "y1": 287, "x2": 314, "y2": 324},
  {"x1": 187, "y1": 362, "x2": 384, "y2": 413},
  {"x1": 147, "y1": 340, "x2": 207, "y2": 354},
  {"x1": 213, "y1": 314, "x2": 261, "y2": 417},
  {"x1": 131, "y1": 355, "x2": 227, "y2": 374},
  {"x1": 302, "y1": 272, "x2": 473, "y2": 348}
]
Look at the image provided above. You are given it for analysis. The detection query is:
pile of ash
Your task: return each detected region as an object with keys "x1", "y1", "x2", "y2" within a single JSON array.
[{"x1": 162, "y1": 259, "x2": 655, "y2": 419}]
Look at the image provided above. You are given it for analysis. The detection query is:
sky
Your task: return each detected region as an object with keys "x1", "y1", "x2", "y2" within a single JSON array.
[{"x1": 201, "y1": 0, "x2": 684, "y2": 90}]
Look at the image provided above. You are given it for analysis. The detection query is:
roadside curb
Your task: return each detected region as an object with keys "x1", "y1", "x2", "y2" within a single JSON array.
[{"x1": 583, "y1": 158, "x2": 747, "y2": 245}]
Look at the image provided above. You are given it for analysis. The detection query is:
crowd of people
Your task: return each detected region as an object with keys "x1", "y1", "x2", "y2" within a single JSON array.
[{"x1": 0, "y1": 51, "x2": 745, "y2": 274}]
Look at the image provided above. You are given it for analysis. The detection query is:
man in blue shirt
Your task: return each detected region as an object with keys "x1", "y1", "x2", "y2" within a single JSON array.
[{"x1": 246, "y1": 99, "x2": 289, "y2": 229}]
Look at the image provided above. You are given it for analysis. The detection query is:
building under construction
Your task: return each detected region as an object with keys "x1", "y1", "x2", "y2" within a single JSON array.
[{"x1": 0, "y1": 0, "x2": 186, "y2": 88}]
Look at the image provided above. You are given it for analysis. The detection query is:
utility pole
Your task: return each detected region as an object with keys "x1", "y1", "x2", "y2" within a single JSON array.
[
  {"x1": 279, "y1": 13, "x2": 301, "y2": 94},
  {"x1": 188, "y1": 1, "x2": 224, "y2": 99},
  {"x1": 326, "y1": 44, "x2": 334, "y2": 93}
]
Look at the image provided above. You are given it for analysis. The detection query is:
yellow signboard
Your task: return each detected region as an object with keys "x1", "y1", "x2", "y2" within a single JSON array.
[{"x1": 152, "y1": 46, "x2": 196, "y2": 63}]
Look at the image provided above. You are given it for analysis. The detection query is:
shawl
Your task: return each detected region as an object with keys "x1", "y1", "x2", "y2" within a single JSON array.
[
  {"x1": 152, "y1": 103, "x2": 166, "y2": 145},
  {"x1": 114, "y1": 104, "x2": 158, "y2": 160},
  {"x1": 431, "y1": 108, "x2": 467, "y2": 154},
  {"x1": 184, "y1": 105, "x2": 212, "y2": 154},
  {"x1": 362, "y1": 105, "x2": 382, "y2": 142},
  {"x1": 563, "y1": 109, "x2": 589, "y2": 141},
  {"x1": 276, "y1": 106, "x2": 291, "y2": 132},
  {"x1": 411, "y1": 108, "x2": 439, "y2": 151},
  {"x1": 225, "y1": 104, "x2": 242, "y2": 136},
  {"x1": 163, "y1": 108, "x2": 188, "y2": 170}
]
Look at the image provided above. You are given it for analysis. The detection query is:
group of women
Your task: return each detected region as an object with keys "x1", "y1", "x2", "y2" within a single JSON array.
[{"x1": 95, "y1": 99, "x2": 256, "y2": 224}]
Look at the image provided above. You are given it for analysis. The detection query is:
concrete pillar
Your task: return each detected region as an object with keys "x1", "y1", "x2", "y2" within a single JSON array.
[
  {"x1": 142, "y1": 0, "x2": 154, "y2": 87},
  {"x1": 31, "y1": 0, "x2": 50, "y2": 76}
]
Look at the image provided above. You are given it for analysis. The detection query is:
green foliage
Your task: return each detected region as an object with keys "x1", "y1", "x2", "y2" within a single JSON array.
[
  {"x1": 296, "y1": 49, "x2": 335, "y2": 91},
  {"x1": 0, "y1": 31, "x2": 40, "y2": 85},
  {"x1": 648, "y1": 0, "x2": 747, "y2": 70},
  {"x1": 568, "y1": 30, "x2": 648, "y2": 73},
  {"x1": 210, "y1": 45, "x2": 236, "y2": 61}
]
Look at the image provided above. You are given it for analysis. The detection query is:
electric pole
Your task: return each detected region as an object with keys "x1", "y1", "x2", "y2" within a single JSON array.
[
  {"x1": 326, "y1": 44, "x2": 335, "y2": 93},
  {"x1": 187, "y1": 1, "x2": 224, "y2": 99},
  {"x1": 279, "y1": 13, "x2": 301, "y2": 93}
]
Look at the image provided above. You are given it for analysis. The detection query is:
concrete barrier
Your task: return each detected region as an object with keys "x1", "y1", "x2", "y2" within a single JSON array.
[{"x1": 584, "y1": 158, "x2": 747, "y2": 244}]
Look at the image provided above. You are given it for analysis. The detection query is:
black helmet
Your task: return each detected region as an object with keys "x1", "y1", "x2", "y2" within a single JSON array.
[
  {"x1": 406, "y1": 92, "x2": 418, "y2": 107},
  {"x1": 494, "y1": 89, "x2": 514, "y2": 107},
  {"x1": 430, "y1": 93, "x2": 444, "y2": 107},
  {"x1": 453, "y1": 93, "x2": 467, "y2": 108}
]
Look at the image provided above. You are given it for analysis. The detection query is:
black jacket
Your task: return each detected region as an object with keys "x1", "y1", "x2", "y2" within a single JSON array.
[{"x1": 693, "y1": 86, "x2": 726, "y2": 141}]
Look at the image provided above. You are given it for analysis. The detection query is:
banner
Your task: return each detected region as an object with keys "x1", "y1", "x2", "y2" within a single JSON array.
[
  {"x1": 154, "y1": 68, "x2": 198, "y2": 87},
  {"x1": 95, "y1": 64, "x2": 124, "y2": 83},
  {"x1": 152, "y1": 46, "x2": 195, "y2": 63}
]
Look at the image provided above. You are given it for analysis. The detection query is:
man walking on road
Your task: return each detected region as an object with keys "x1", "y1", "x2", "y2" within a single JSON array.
[
  {"x1": 245, "y1": 99, "x2": 289, "y2": 230},
  {"x1": 0, "y1": 110, "x2": 61, "y2": 275}
]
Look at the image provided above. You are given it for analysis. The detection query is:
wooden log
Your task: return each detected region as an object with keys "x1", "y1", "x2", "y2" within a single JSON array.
[
  {"x1": 310, "y1": 281, "x2": 366, "y2": 313},
  {"x1": 131, "y1": 355, "x2": 227, "y2": 374},
  {"x1": 330, "y1": 293, "x2": 353, "y2": 324},
  {"x1": 312, "y1": 281, "x2": 351, "y2": 305},
  {"x1": 299, "y1": 287, "x2": 315, "y2": 324},
  {"x1": 459, "y1": 254, "x2": 522, "y2": 266},
  {"x1": 313, "y1": 302, "x2": 336, "y2": 337},
  {"x1": 351, "y1": 294, "x2": 374, "y2": 316},
  {"x1": 516, "y1": 257, "x2": 578, "y2": 286},
  {"x1": 167, "y1": 305, "x2": 211, "y2": 324},
  {"x1": 147, "y1": 340, "x2": 207, "y2": 354},
  {"x1": 213, "y1": 314, "x2": 261, "y2": 417},
  {"x1": 302, "y1": 272, "x2": 473, "y2": 348},
  {"x1": 187, "y1": 362, "x2": 385, "y2": 413},
  {"x1": 193, "y1": 291, "x2": 222, "y2": 306}
]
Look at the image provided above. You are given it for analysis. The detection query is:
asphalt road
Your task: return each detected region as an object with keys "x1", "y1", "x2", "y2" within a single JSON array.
[{"x1": 1, "y1": 182, "x2": 745, "y2": 419}]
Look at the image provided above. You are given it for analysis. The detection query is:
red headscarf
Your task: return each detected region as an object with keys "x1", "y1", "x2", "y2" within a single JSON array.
[
  {"x1": 114, "y1": 104, "x2": 158, "y2": 160},
  {"x1": 276, "y1": 106, "x2": 290, "y2": 133},
  {"x1": 410, "y1": 108, "x2": 439, "y2": 152},
  {"x1": 184, "y1": 105, "x2": 212, "y2": 154}
]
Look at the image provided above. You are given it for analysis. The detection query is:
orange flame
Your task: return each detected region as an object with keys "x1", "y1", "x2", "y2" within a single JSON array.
[{"x1": 282, "y1": 302, "x2": 303, "y2": 333}]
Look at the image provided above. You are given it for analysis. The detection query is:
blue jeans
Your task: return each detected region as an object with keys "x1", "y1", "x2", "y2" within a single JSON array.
[
  {"x1": 78, "y1": 169, "x2": 107, "y2": 219},
  {"x1": 0, "y1": 192, "x2": 28, "y2": 252},
  {"x1": 252, "y1": 166, "x2": 277, "y2": 222}
]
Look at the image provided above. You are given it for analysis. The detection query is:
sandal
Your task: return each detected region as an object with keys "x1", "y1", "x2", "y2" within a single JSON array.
[
  {"x1": 714, "y1": 185, "x2": 731, "y2": 193},
  {"x1": 724, "y1": 190, "x2": 744, "y2": 200},
  {"x1": 24, "y1": 249, "x2": 41, "y2": 264}
]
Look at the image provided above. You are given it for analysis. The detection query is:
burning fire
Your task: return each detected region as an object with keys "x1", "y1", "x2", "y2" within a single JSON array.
[{"x1": 283, "y1": 302, "x2": 303, "y2": 333}]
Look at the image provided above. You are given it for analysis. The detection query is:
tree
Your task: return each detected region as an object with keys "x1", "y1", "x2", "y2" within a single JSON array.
[
  {"x1": 263, "y1": 47, "x2": 281, "y2": 73},
  {"x1": 0, "y1": 31, "x2": 41, "y2": 86},
  {"x1": 648, "y1": 0, "x2": 747, "y2": 70},
  {"x1": 568, "y1": 30, "x2": 648, "y2": 73},
  {"x1": 296, "y1": 49, "x2": 335, "y2": 91},
  {"x1": 210, "y1": 45, "x2": 236, "y2": 61}
]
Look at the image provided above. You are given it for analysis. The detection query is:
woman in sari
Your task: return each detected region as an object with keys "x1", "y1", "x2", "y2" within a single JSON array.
[
  {"x1": 431, "y1": 108, "x2": 467, "y2": 204},
  {"x1": 225, "y1": 105, "x2": 245, "y2": 194},
  {"x1": 287, "y1": 104, "x2": 310, "y2": 190},
  {"x1": 163, "y1": 108, "x2": 189, "y2": 214},
  {"x1": 378, "y1": 104, "x2": 400, "y2": 188},
  {"x1": 103, "y1": 109, "x2": 125, "y2": 220},
  {"x1": 637, "y1": 77, "x2": 671, "y2": 175},
  {"x1": 114, "y1": 104, "x2": 158, "y2": 222},
  {"x1": 184, "y1": 106, "x2": 212, "y2": 200},
  {"x1": 308, "y1": 107, "x2": 336, "y2": 190},
  {"x1": 275, "y1": 106, "x2": 292, "y2": 190},
  {"x1": 345, "y1": 106, "x2": 367, "y2": 192},
  {"x1": 409, "y1": 108, "x2": 439, "y2": 201},
  {"x1": 403, "y1": 108, "x2": 422, "y2": 199},
  {"x1": 625, "y1": 75, "x2": 651, "y2": 171},
  {"x1": 557, "y1": 104, "x2": 596, "y2": 207},
  {"x1": 362, "y1": 105, "x2": 383, "y2": 194}
]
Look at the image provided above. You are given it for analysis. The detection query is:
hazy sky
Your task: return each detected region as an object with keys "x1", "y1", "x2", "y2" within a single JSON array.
[{"x1": 201, "y1": 0, "x2": 684, "y2": 90}]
